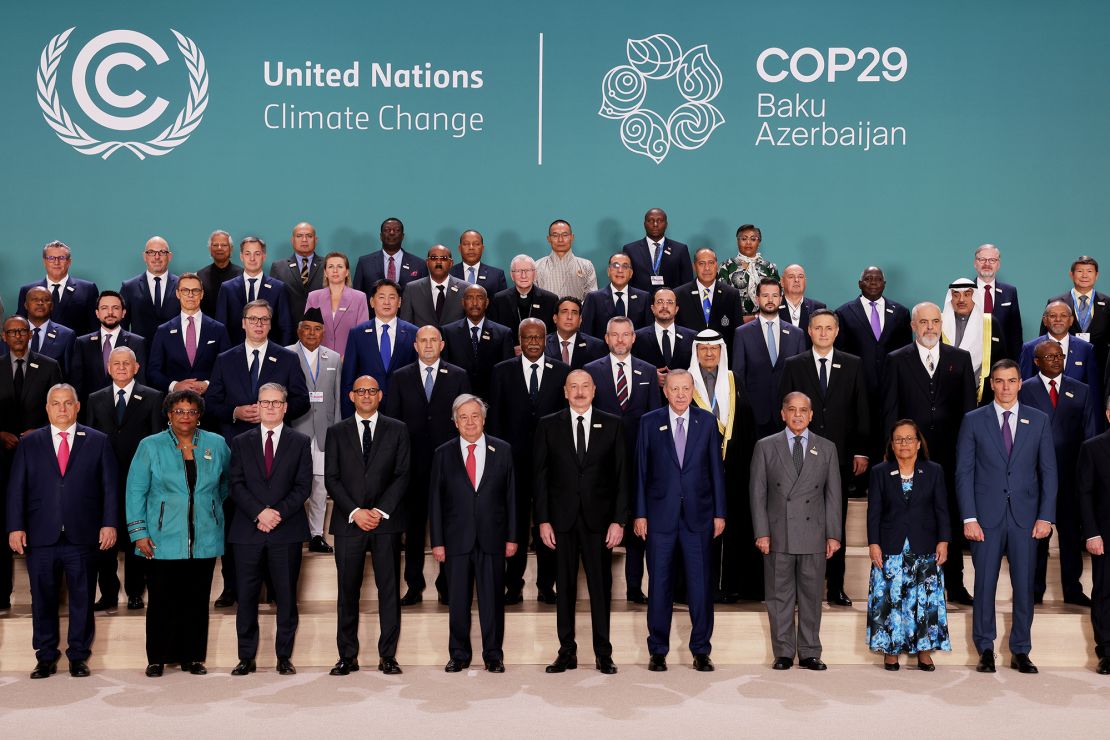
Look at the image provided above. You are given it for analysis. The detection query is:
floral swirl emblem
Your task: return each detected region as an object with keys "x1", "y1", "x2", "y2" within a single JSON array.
[{"x1": 599, "y1": 34, "x2": 724, "y2": 164}]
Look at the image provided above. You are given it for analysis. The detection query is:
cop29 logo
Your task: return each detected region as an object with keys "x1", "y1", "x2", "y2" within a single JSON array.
[
  {"x1": 598, "y1": 34, "x2": 724, "y2": 164},
  {"x1": 36, "y1": 28, "x2": 208, "y2": 159}
]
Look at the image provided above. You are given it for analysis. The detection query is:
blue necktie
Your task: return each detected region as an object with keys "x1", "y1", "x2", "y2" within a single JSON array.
[
  {"x1": 702, "y1": 287, "x2": 712, "y2": 325},
  {"x1": 247, "y1": 278, "x2": 257, "y2": 303},
  {"x1": 424, "y1": 366, "x2": 435, "y2": 401},
  {"x1": 614, "y1": 291, "x2": 626, "y2": 317},
  {"x1": 380, "y1": 324, "x2": 392, "y2": 369},
  {"x1": 766, "y1": 321, "x2": 778, "y2": 365},
  {"x1": 529, "y1": 362, "x2": 539, "y2": 403},
  {"x1": 116, "y1": 389, "x2": 127, "y2": 425},
  {"x1": 249, "y1": 349, "x2": 260, "y2": 392},
  {"x1": 470, "y1": 326, "x2": 480, "y2": 356},
  {"x1": 467, "y1": 266, "x2": 477, "y2": 285}
]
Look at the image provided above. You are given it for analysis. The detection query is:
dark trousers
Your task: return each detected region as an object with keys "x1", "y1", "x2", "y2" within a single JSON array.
[
  {"x1": 554, "y1": 517, "x2": 613, "y2": 659},
  {"x1": 26, "y1": 538, "x2": 97, "y2": 662},
  {"x1": 1093, "y1": 553, "x2": 1110, "y2": 657},
  {"x1": 505, "y1": 521, "x2": 556, "y2": 595},
  {"x1": 146, "y1": 557, "x2": 215, "y2": 664},
  {"x1": 716, "y1": 479, "x2": 764, "y2": 601},
  {"x1": 1034, "y1": 488, "x2": 1085, "y2": 600},
  {"x1": 334, "y1": 531, "x2": 401, "y2": 660},
  {"x1": 403, "y1": 475, "x2": 446, "y2": 597},
  {"x1": 234, "y1": 541, "x2": 302, "y2": 661},
  {"x1": 446, "y1": 549, "x2": 505, "y2": 662},
  {"x1": 940, "y1": 465, "x2": 969, "y2": 592},
  {"x1": 624, "y1": 524, "x2": 646, "y2": 596},
  {"x1": 970, "y1": 514, "x2": 1038, "y2": 653},
  {"x1": 824, "y1": 462, "x2": 853, "y2": 596},
  {"x1": 0, "y1": 544, "x2": 11, "y2": 606},
  {"x1": 220, "y1": 499, "x2": 273, "y2": 601},
  {"x1": 645, "y1": 523, "x2": 714, "y2": 656},
  {"x1": 96, "y1": 545, "x2": 146, "y2": 602}
]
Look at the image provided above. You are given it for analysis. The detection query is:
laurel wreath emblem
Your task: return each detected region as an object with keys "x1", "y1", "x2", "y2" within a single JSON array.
[{"x1": 36, "y1": 27, "x2": 209, "y2": 160}]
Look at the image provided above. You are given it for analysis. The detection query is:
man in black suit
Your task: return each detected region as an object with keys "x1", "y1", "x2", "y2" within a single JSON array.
[
  {"x1": 449, "y1": 229, "x2": 508, "y2": 294},
  {"x1": 17, "y1": 240, "x2": 99, "y2": 336},
  {"x1": 23, "y1": 286, "x2": 76, "y2": 376},
  {"x1": 119, "y1": 236, "x2": 181, "y2": 341},
  {"x1": 488, "y1": 255, "x2": 559, "y2": 336},
  {"x1": 352, "y1": 217, "x2": 427, "y2": 296},
  {"x1": 534, "y1": 370, "x2": 628, "y2": 674},
  {"x1": 146, "y1": 272, "x2": 231, "y2": 395},
  {"x1": 227, "y1": 382, "x2": 313, "y2": 676},
  {"x1": 1042, "y1": 255, "x2": 1110, "y2": 381},
  {"x1": 1077, "y1": 402, "x2": 1110, "y2": 674},
  {"x1": 70, "y1": 290, "x2": 147, "y2": 406},
  {"x1": 441, "y1": 285, "x2": 514, "y2": 399},
  {"x1": 780, "y1": 309, "x2": 870, "y2": 606},
  {"x1": 488, "y1": 318, "x2": 570, "y2": 604},
  {"x1": 581, "y1": 252, "x2": 651, "y2": 337},
  {"x1": 429, "y1": 394, "x2": 517, "y2": 673},
  {"x1": 325, "y1": 374, "x2": 410, "y2": 676},
  {"x1": 197, "y1": 230, "x2": 243, "y2": 317},
  {"x1": 622, "y1": 207, "x2": 692, "y2": 294},
  {"x1": 974, "y1": 244, "x2": 1023, "y2": 362},
  {"x1": 216, "y1": 237, "x2": 294, "y2": 346},
  {"x1": 399, "y1": 245, "x2": 469, "y2": 328},
  {"x1": 545, "y1": 296, "x2": 606, "y2": 370},
  {"x1": 632, "y1": 288, "x2": 696, "y2": 392},
  {"x1": 779, "y1": 264, "x2": 827, "y2": 337},
  {"x1": 269, "y1": 222, "x2": 326, "y2": 326},
  {"x1": 882, "y1": 301, "x2": 977, "y2": 604},
  {"x1": 675, "y1": 248, "x2": 742, "y2": 352},
  {"x1": 381, "y1": 326, "x2": 472, "y2": 606},
  {"x1": 85, "y1": 346, "x2": 163, "y2": 611}
]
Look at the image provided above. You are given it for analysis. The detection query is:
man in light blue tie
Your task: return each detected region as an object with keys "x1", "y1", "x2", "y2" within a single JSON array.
[
  {"x1": 448, "y1": 229, "x2": 508, "y2": 295},
  {"x1": 340, "y1": 279, "x2": 418, "y2": 416}
]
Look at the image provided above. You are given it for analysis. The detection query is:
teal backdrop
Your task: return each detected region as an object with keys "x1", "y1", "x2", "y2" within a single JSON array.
[{"x1": 2, "y1": 0, "x2": 1108, "y2": 337}]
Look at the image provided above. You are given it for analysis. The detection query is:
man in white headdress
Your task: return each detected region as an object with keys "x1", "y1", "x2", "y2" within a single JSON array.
[{"x1": 942, "y1": 278, "x2": 1009, "y2": 404}]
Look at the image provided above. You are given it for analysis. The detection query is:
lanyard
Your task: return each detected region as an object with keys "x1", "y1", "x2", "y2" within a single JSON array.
[
  {"x1": 651, "y1": 241, "x2": 664, "y2": 274},
  {"x1": 299, "y1": 346, "x2": 320, "y2": 386}
]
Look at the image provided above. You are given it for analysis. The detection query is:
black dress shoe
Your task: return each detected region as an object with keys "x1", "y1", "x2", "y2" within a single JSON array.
[
  {"x1": 214, "y1": 591, "x2": 236, "y2": 608},
  {"x1": 545, "y1": 654, "x2": 577, "y2": 673},
  {"x1": 30, "y1": 659, "x2": 58, "y2": 679},
  {"x1": 183, "y1": 661, "x2": 207, "y2": 675},
  {"x1": 93, "y1": 597, "x2": 118, "y2": 612},
  {"x1": 1065, "y1": 593, "x2": 1093, "y2": 607},
  {"x1": 231, "y1": 659, "x2": 256, "y2": 676},
  {"x1": 1010, "y1": 653, "x2": 1038, "y2": 674},
  {"x1": 503, "y1": 590, "x2": 523, "y2": 605},
  {"x1": 827, "y1": 591, "x2": 853, "y2": 607},
  {"x1": 772, "y1": 657, "x2": 793, "y2": 670},
  {"x1": 1097, "y1": 657, "x2": 1110, "y2": 675},
  {"x1": 1033, "y1": 594, "x2": 1044, "y2": 605},
  {"x1": 648, "y1": 654, "x2": 667, "y2": 672},
  {"x1": 949, "y1": 588, "x2": 974, "y2": 606},
  {"x1": 444, "y1": 658, "x2": 471, "y2": 672},
  {"x1": 127, "y1": 596, "x2": 145, "y2": 610},
  {"x1": 626, "y1": 590, "x2": 647, "y2": 604},
  {"x1": 378, "y1": 657, "x2": 402, "y2": 674},
  {"x1": 693, "y1": 654, "x2": 714, "y2": 672},
  {"x1": 976, "y1": 649, "x2": 996, "y2": 673},
  {"x1": 399, "y1": 591, "x2": 423, "y2": 607},
  {"x1": 69, "y1": 659, "x2": 90, "y2": 677},
  {"x1": 437, "y1": 592, "x2": 449, "y2": 606},
  {"x1": 308, "y1": 535, "x2": 334, "y2": 553},
  {"x1": 277, "y1": 658, "x2": 296, "y2": 675},
  {"x1": 883, "y1": 657, "x2": 900, "y2": 671},
  {"x1": 145, "y1": 663, "x2": 164, "y2": 677},
  {"x1": 330, "y1": 658, "x2": 359, "y2": 675},
  {"x1": 799, "y1": 657, "x2": 827, "y2": 671},
  {"x1": 916, "y1": 657, "x2": 935, "y2": 672},
  {"x1": 536, "y1": 588, "x2": 558, "y2": 605},
  {"x1": 485, "y1": 659, "x2": 505, "y2": 673},
  {"x1": 596, "y1": 657, "x2": 618, "y2": 674}
]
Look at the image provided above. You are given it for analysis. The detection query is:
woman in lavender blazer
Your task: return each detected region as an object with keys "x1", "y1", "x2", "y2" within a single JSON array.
[{"x1": 304, "y1": 252, "x2": 369, "y2": 357}]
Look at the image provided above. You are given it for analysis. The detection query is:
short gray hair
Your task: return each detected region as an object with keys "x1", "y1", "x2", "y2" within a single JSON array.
[
  {"x1": 243, "y1": 299, "x2": 273, "y2": 318},
  {"x1": 606, "y1": 316, "x2": 634, "y2": 334},
  {"x1": 108, "y1": 346, "x2": 138, "y2": 363},
  {"x1": 258, "y1": 382, "x2": 287, "y2": 401},
  {"x1": 43, "y1": 240, "x2": 71, "y2": 257},
  {"x1": 47, "y1": 383, "x2": 78, "y2": 402},
  {"x1": 209, "y1": 229, "x2": 233, "y2": 245},
  {"x1": 452, "y1": 393, "x2": 488, "y2": 421}
]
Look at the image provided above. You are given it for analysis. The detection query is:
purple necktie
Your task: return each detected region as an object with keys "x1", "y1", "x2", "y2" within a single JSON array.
[
  {"x1": 1002, "y1": 410, "x2": 1013, "y2": 457},
  {"x1": 185, "y1": 315, "x2": 198, "y2": 366},
  {"x1": 869, "y1": 301, "x2": 882, "y2": 341},
  {"x1": 102, "y1": 333, "x2": 113, "y2": 372},
  {"x1": 674, "y1": 416, "x2": 686, "y2": 467}
]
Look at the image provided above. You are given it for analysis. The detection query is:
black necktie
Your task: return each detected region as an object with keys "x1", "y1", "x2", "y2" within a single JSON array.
[
  {"x1": 32, "y1": 327, "x2": 42, "y2": 353},
  {"x1": 51, "y1": 283, "x2": 61, "y2": 305},
  {"x1": 250, "y1": 349, "x2": 261, "y2": 392},
  {"x1": 470, "y1": 326, "x2": 480, "y2": 356},
  {"x1": 435, "y1": 285, "x2": 446, "y2": 321},
  {"x1": 248, "y1": 278, "x2": 257, "y2": 303},
  {"x1": 576, "y1": 415, "x2": 587, "y2": 463},
  {"x1": 153, "y1": 276, "x2": 162, "y2": 309},
  {"x1": 661, "y1": 328, "x2": 672, "y2": 366},
  {"x1": 361, "y1": 419, "x2": 373, "y2": 466},
  {"x1": 13, "y1": 358, "x2": 25, "y2": 399},
  {"x1": 614, "y1": 291, "x2": 626, "y2": 317},
  {"x1": 819, "y1": 357, "x2": 828, "y2": 397},
  {"x1": 116, "y1": 389, "x2": 127, "y2": 425},
  {"x1": 529, "y1": 363, "x2": 539, "y2": 403}
]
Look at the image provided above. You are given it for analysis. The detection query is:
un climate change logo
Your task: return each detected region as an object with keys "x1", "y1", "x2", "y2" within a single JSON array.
[
  {"x1": 37, "y1": 28, "x2": 208, "y2": 159},
  {"x1": 599, "y1": 34, "x2": 724, "y2": 164}
]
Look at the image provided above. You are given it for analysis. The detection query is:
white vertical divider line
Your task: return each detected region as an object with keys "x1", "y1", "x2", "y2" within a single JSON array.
[{"x1": 537, "y1": 32, "x2": 544, "y2": 166}]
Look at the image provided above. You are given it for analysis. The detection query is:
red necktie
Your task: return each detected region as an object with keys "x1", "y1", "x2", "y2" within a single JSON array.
[
  {"x1": 1049, "y1": 379, "x2": 1058, "y2": 408},
  {"x1": 387, "y1": 255, "x2": 397, "y2": 282},
  {"x1": 616, "y1": 362, "x2": 629, "y2": 411},
  {"x1": 57, "y1": 430, "x2": 70, "y2": 475},
  {"x1": 265, "y1": 430, "x2": 274, "y2": 477},
  {"x1": 983, "y1": 284, "x2": 994, "y2": 313},
  {"x1": 466, "y1": 443, "x2": 477, "y2": 488}
]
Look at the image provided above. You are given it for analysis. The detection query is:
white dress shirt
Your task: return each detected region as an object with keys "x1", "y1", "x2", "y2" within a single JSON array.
[
  {"x1": 916, "y1": 342, "x2": 939, "y2": 374},
  {"x1": 859, "y1": 295, "x2": 886, "y2": 332},
  {"x1": 570, "y1": 406, "x2": 593, "y2": 452},
  {"x1": 521, "y1": 356, "x2": 546, "y2": 388},
  {"x1": 50, "y1": 423, "x2": 78, "y2": 456},
  {"x1": 260, "y1": 422, "x2": 284, "y2": 454},
  {"x1": 375, "y1": 317, "x2": 397, "y2": 353},
  {"x1": 349, "y1": 411, "x2": 388, "y2": 521},
  {"x1": 460, "y1": 433, "x2": 487, "y2": 487}
]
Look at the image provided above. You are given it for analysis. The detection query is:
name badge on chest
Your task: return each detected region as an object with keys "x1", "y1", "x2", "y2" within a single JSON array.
[{"x1": 309, "y1": 391, "x2": 324, "y2": 403}]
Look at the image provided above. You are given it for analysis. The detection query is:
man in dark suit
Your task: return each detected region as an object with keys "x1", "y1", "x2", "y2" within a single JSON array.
[
  {"x1": 119, "y1": 236, "x2": 181, "y2": 341},
  {"x1": 17, "y1": 240, "x2": 99, "y2": 336},
  {"x1": 269, "y1": 222, "x2": 326, "y2": 326},
  {"x1": 197, "y1": 229, "x2": 243, "y2": 317},
  {"x1": 85, "y1": 347, "x2": 163, "y2": 611},
  {"x1": 585, "y1": 316, "x2": 661, "y2": 602},
  {"x1": 227, "y1": 382, "x2": 313, "y2": 676},
  {"x1": 1019, "y1": 341, "x2": 1098, "y2": 605},
  {"x1": 675, "y1": 249, "x2": 742, "y2": 352},
  {"x1": 780, "y1": 309, "x2": 869, "y2": 607},
  {"x1": 882, "y1": 301, "x2": 977, "y2": 604},
  {"x1": 1077, "y1": 403, "x2": 1110, "y2": 674},
  {"x1": 146, "y1": 272, "x2": 231, "y2": 394},
  {"x1": 634, "y1": 369, "x2": 726, "y2": 671},
  {"x1": 1020, "y1": 301, "x2": 1101, "y2": 402},
  {"x1": 974, "y1": 244, "x2": 1023, "y2": 362},
  {"x1": 381, "y1": 326, "x2": 472, "y2": 606},
  {"x1": 325, "y1": 374, "x2": 410, "y2": 676},
  {"x1": 399, "y1": 245, "x2": 469, "y2": 328},
  {"x1": 429, "y1": 394, "x2": 517, "y2": 673},
  {"x1": 216, "y1": 236, "x2": 294, "y2": 346},
  {"x1": 7, "y1": 383, "x2": 117, "y2": 678},
  {"x1": 70, "y1": 290, "x2": 147, "y2": 405},
  {"x1": 534, "y1": 370, "x2": 628, "y2": 674},
  {"x1": 23, "y1": 286, "x2": 76, "y2": 376},
  {"x1": 352, "y1": 217, "x2": 427, "y2": 295},
  {"x1": 581, "y1": 252, "x2": 651, "y2": 338},
  {"x1": 622, "y1": 207, "x2": 692, "y2": 295},
  {"x1": 957, "y1": 359, "x2": 1056, "y2": 674},
  {"x1": 732, "y1": 278, "x2": 806, "y2": 438},
  {"x1": 1041, "y1": 255, "x2": 1110, "y2": 379},
  {"x1": 340, "y1": 279, "x2": 418, "y2": 415},
  {"x1": 632, "y1": 288, "x2": 696, "y2": 392},
  {"x1": 441, "y1": 285, "x2": 514, "y2": 400},
  {"x1": 488, "y1": 255, "x2": 559, "y2": 336},
  {"x1": 487, "y1": 318, "x2": 570, "y2": 604},
  {"x1": 450, "y1": 229, "x2": 508, "y2": 294},
  {"x1": 779, "y1": 264, "x2": 827, "y2": 338},
  {"x1": 545, "y1": 296, "x2": 607, "y2": 370}
]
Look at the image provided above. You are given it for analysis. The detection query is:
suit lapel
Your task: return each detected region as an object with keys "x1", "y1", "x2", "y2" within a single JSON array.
[
  {"x1": 63, "y1": 427, "x2": 87, "y2": 477},
  {"x1": 985, "y1": 410, "x2": 1009, "y2": 462},
  {"x1": 773, "y1": 434, "x2": 797, "y2": 484}
]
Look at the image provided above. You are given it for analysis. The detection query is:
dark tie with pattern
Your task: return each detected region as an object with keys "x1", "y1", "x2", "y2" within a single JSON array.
[
  {"x1": 116, "y1": 389, "x2": 127, "y2": 425},
  {"x1": 362, "y1": 419, "x2": 373, "y2": 466},
  {"x1": 793, "y1": 435, "x2": 804, "y2": 473},
  {"x1": 616, "y1": 361, "x2": 629, "y2": 411},
  {"x1": 301, "y1": 257, "x2": 310, "y2": 286},
  {"x1": 470, "y1": 326, "x2": 480, "y2": 356}
]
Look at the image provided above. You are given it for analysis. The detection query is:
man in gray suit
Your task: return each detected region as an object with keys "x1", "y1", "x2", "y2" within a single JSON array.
[
  {"x1": 750, "y1": 391, "x2": 842, "y2": 671},
  {"x1": 399, "y1": 245, "x2": 468, "y2": 328},
  {"x1": 286, "y1": 307, "x2": 342, "y2": 553},
  {"x1": 270, "y1": 222, "x2": 326, "y2": 325}
]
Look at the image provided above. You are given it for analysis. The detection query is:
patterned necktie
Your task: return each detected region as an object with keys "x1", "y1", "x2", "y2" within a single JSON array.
[
  {"x1": 793, "y1": 434, "x2": 804, "y2": 473},
  {"x1": 616, "y1": 362, "x2": 629, "y2": 411},
  {"x1": 361, "y1": 419, "x2": 373, "y2": 466},
  {"x1": 529, "y1": 363, "x2": 539, "y2": 403},
  {"x1": 561, "y1": 340, "x2": 570, "y2": 364},
  {"x1": 116, "y1": 388, "x2": 127, "y2": 425},
  {"x1": 185, "y1": 315, "x2": 197, "y2": 366},
  {"x1": 435, "y1": 285, "x2": 446, "y2": 321},
  {"x1": 576, "y1": 415, "x2": 587, "y2": 463},
  {"x1": 102, "y1": 333, "x2": 113, "y2": 373},
  {"x1": 466, "y1": 443, "x2": 477, "y2": 488},
  {"x1": 1002, "y1": 410, "x2": 1013, "y2": 457},
  {"x1": 1049, "y1": 379, "x2": 1058, "y2": 408},
  {"x1": 1078, "y1": 295, "x2": 1092, "y2": 332},
  {"x1": 250, "y1": 349, "x2": 261, "y2": 392},
  {"x1": 247, "y1": 278, "x2": 257, "y2": 303},
  {"x1": 51, "y1": 283, "x2": 61, "y2": 305},
  {"x1": 869, "y1": 301, "x2": 882, "y2": 341},
  {"x1": 300, "y1": 257, "x2": 310, "y2": 286},
  {"x1": 765, "y1": 321, "x2": 778, "y2": 365},
  {"x1": 674, "y1": 416, "x2": 686, "y2": 467},
  {"x1": 702, "y1": 288, "x2": 712, "y2": 325},
  {"x1": 387, "y1": 256, "x2": 397, "y2": 282},
  {"x1": 926, "y1": 352, "x2": 935, "y2": 376},
  {"x1": 153, "y1": 276, "x2": 162, "y2": 309},
  {"x1": 661, "y1": 329, "x2": 672, "y2": 366},
  {"x1": 57, "y1": 430, "x2": 70, "y2": 475},
  {"x1": 470, "y1": 325, "x2": 480, "y2": 356},
  {"x1": 467, "y1": 266, "x2": 477, "y2": 285},
  {"x1": 379, "y1": 324, "x2": 392, "y2": 369},
  {"x1": 424, "y1": 366, "x2": 435, "y2": 401},
  {"x1": 983, "y1": 284, "x2": 994, "y2": 313},
  {"x1": 614, "y1": 291, "x2": 626, "y2": 317},
  {"x1": 264, "y1": 430, "x2": 274, "y2": 477},
  {"x1": 819, "y1": 357, "x2": 828, "y2": 397}
]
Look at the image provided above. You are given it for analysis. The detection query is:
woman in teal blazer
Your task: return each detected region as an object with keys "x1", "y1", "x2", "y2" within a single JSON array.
[{"x1": 126, "y1": 389, "x2": 231, "y2": 677}]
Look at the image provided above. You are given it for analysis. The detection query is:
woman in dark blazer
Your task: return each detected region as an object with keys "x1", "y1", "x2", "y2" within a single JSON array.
[
  {"x1": 304, "y1": 252, "x2": 369, "y2": 357},
  {"x1": 866, "y1": 418, "x2": 952, "y2": 671}
]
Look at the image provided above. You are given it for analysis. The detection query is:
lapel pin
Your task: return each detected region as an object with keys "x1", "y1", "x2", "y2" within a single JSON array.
[
  {"x1": 66, "y1": 285, "x2": 75, "y2": 292},
  {"x1": 809, "y1": 448, "x2": 818, "y2": 455},
  {"x1": 832, "y1": 363, "x2": 841, "y2": 369},
  {"x1": 207, "y1": 339, "x2": 215, "y2": 344},
  {"x1": 134, "y1": 394, "x2": 143, "y2": 400},
  {"x1": 91, "y1": 336, "x2": 99, "y2": 342},
  {"x1": 783, "y1": 329, "x2": 791, "y2": 335},
  {"x1": 659, "y1": 425, "x2": 668, "y2": 431},
  {"x1": 439, "y1": 368, "x2": 448, "y2": 374},
  {"x1": 482, "y1": 333, "x2": 490, "y2": 340},
  {"x1": 886, "y1": 308, "x2": 894, "y2": 314},
  {"x1": 544, "y1": 362, "x2": 553, "y2": 368},
  {"x1": 634, "y1": 369, "x2": 643, "y2": 375},
  {"x1": 1065, "y1": 391, "x2": 1074, "y2": 398},
  {"x1": 1020, "y1": 418, "x2": 1030, "y2": 425},
  {"x1": 593, "y1": 423, "x2": 602, "y2": 428},
  {"x1": 262, "y1": 283, "x2": 271, "y2": 290},
  {"x1": 889, "y1": 469, "x2": 899, "y2": 476},
  {"x1": 268, "y1": 356, "x2": 277, "y2": 363},
  {"x1": 204, "y1": 449, "x2": 213, "y2": 460},
  {"x1": 630, "y1": 295, "x2": 638, "y2": 300},
  {"x1": 487, "y1": 444, "x2": 495, "y2": 452},
  {"x1": 450, "y1": 286, "x2": 459, "y2": 292},
  {"x1": 76, "y1": 431, "x2": 86, "y2": 436},
  {"x1": 29, "y1": 362, "x2": 39, "y2": 369},
  {"x1": 532, "y1": 303, "x2": 541, "y2": 309},
  {"x1": 170, "y1": 328, "x2": 179, "y2": 334}
]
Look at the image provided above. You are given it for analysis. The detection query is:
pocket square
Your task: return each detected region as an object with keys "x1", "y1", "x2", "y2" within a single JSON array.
[{"x1": 206, "y1": 340, "x2": 216, "y2": 344}]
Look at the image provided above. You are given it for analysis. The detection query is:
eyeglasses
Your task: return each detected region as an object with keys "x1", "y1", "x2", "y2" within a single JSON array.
[
  {"x1": 510, "y1": 268, "x2": 535, "y2": 275},
  {"x1": 244, "y1": 316, "x2": 272, "y2": 325},
  {"x1": 654, "y1": 299, "x2": 676, "y2": 306},
  {"x1": 144, "y1": 250, "x2": 171, "y2": 257},
  {"x1": 427, "y1": 256, "x2": 452, "y2": 263},
  {"x1": 4, "y1": 328, "x2": 30, "y2": 336},
  {"x1": 609, "y1": 263, "x2": 631, "y2": 270},
  {"x1": 892, "y1": 436, "x2": 918, "y2": 445},
  {"x1": 257, "y1": 400, "x2": 286, "y2": 409},
  {"x1": 975, "y1": 257, "x2": 1000, "y2": 264},
  {"x1": 171, "y1": 408, "x2": 201, "y2": 417},
  {"x1": 352, "y1": 387, "x2": 381, "y2": 396},
  {"x1": 178, "y1": 288, "x2": 203, "y2": 296},
  {"x1": 44, "y1": 255, "x2": 71, "y2": 263}
]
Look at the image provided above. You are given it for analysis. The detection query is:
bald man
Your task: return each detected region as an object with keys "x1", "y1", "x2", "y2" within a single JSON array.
[
  {"x1": 270, "y1": 221, "x2": 326, "y2": 324},
  {"x1": 119, "y1": 236, "x2": 181, "y2": 340}
]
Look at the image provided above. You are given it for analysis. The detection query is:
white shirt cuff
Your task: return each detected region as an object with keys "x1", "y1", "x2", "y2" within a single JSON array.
[{"x1": 963, "y1": 518, "x2": 977, "y2": 524}]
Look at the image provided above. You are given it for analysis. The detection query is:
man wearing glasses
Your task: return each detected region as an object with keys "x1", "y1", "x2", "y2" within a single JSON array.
[
  {"x1": 581, "y1": 253, "x2": 651, "y2": 338},
  {"x1": 974, "y1": 244, "x2": 1023, "y2": 362},
  {"x1": 399, "y1": 245, "x2": 469, "y2": 328},
  {"x1": 17, "y1": 240, "x2": 100, "y2": 336},
  {"x1": 146, "y1": 273, "x2": 231, "y2": 395},
  {"x1": 534, "y1": 219, "x2": 598, "y2": 301},
  {"x1": 488, "y1": 255, "x2": 558, "y2": 338},
  {"x1": 119, "y1": 237, "x2": 181, "y2": 341}
]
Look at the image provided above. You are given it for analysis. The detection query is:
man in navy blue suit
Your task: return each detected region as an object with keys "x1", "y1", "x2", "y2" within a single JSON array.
[
  {"x1": 545, "y1": 296, "x2": 606, "y2": 370},
  {"x1": 440, "y1": 285, "x2": 515, "y2": 400},
  {"x1": 1020, "y1": 300, "x2": 1101, "y2": 401},
  {"x1": 23, "y1": 286, "x2": 76, "y2": 376},
  {"x1": 449, "y1": 229, "x2": 507, "y2": 294},
  {"x1": 146, "y1": 273, "x2": 231, "y2": 394},
  {"x1": 622, "y1": 208, "x2": 692, "y2": 295},
  {"x1": 1018, "y1": 342, "x2": 1098, "y2": 605},
  {"x1": 341, "y1": 279, "x2": 418, "y2": 416},
  {"x1": 119, "y1": 236, "x2": 180, "y2": 341},
  {"x1": 69, "y1": 291, "x2": 147, "y2": 405},
  {"x1": 17, "y1": 240, "x2": 99, "y2": 336},
  {"x1": 7, "y1": 383, "x2": 117, "y2": 678},
  {"x1": 216, "y1": 236, "x2": 294, "y2": 346},
  {"x1": 581, "y1": 252, "x2": 651, "y2": 338},
  {"x1": 732, "y1": 277, "x2": 806, "y2": 438},
  {"x1": 352, "y1": 217, "x2": 428, "y2": 296},
  {"x1": 957, "y1": 359, "x2": 1057, "y2": 674},
  {"x1": 634, "y1": 368, "x2": 726, "y2": 672},
  {"x1": 632, "y1": 288, "x2": 697, "y2": 393},
  {"x1": 974, "y1": 244, "x2": 1023, "y2": 362}
]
